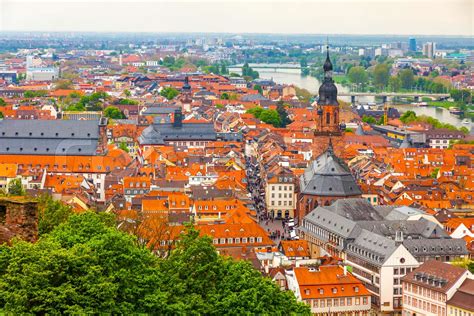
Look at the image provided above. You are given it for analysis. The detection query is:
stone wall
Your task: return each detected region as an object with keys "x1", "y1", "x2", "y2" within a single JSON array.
[{"x1": 0, "y1": 198, "x2": 38, "y2": 244}]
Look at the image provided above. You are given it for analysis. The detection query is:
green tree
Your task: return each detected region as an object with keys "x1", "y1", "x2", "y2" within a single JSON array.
[
  {"x1": 0, "y1": 112, "x2": 3, "y2": 119},
  {"x1": 347, "y1": 66, "x2": 368, "y2": 86},
  {"x1": 0, "y1": 98, "x2": 6, "y2": 106},
  {"x1": 430, "y1": 167, "x2": 440, "y2": 179},
  {"x1": 160, "y1": 87, "x2": 179, "y2": 100},
  {"x1": 276, "y1": 101, "x2": 292, "y2": 127},
  {"x1": 0, "y1": 212, "x2": 310, "y2": 315},
  {"x1": 246, "y1": 107, "x2": 264, "y2": 118},
  {"x1": 24, "y1": 90, "x2": 48, "y2": 98},
  {"x1": 259, "y1": 109, "x2": 281, "y2": 127},
  {"x1": 7, "y1": 178, "x2": 24, "y2": 196},
  {"x1": 388, "y1": 76, "x2": 402, "y2": 92},
  {"x1": 123, "y1": 89, "x2": 131, "y2": 97},
  {"x1": 398, "y1": 69, "x2": 415, "y2": 89},
  {"x1": 362, "y1": 115, "x2": 376, "y2": 124},
  {"x1": 0, "y1": 212, "x2": 166, "y2": 314},
  {"x1": 118, "y1": 98, "x2": 138, "y2": 105},
  {"x1": 253, "y1": 84, "x2": 263, "y2": 94},
  {"x1": 159, "y1": 226, "x2": 310, "y2": 315},
  {"x1": 450, "y1": 89, "x2": 472, "y2": 103},
  {"x1": 242, "y1": 62, "x2": 259, "y2": 80},
  {"x1": 460, "y1": 126, "x2": 470, "y2": 134},
  {"x1": 118, "y1": 142, "x2": 129, "y2": 153},
  {"x1": 37, "y1": 195, "x2": 73, "y2": 235},
  {"x1": 400, "y1": 110, "x2": 417, "y2": 123},
  {"x1": 54, "y1": 79, "x2": 73, "y2": 90},
  {"x1": 104, "y1": 106, "x2": 125, "y2": 119},
  {"x1": 372, "y1": 64, "x2": 390, "y2": 89}
]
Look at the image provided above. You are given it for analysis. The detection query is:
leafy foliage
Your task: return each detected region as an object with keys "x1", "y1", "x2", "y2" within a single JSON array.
[
  {"x1": 242, "y1": 63, "x2": 259, "y2": 80},
  {"x1": 362, "y1": 115, "x2": 376, "y2": 124},
  {"x1": 276, "y1": 101, "x2": 292, "y2": 128},
  {"x1": 160, "y1": 87, "x2": 179, "y2": 100},
  {"x1": 103, "y1": 106, "x2": 126, "y2": 119},
  {"x1": 0, "y1": 212, "x2": 309, "y2": 314},
  {"x1": 7, "y1": 178, "x2": 24, "y2": 196},
  {"x1": 54, "y1": 79, "x2": 73, "y2": 90},
  {"x1": 66, "y1": 92, "x2": 109, "y2": 111},
  {"x1": 347, "y1": 66, "x2": 368, "y2": 86},
  {"x1": 246, "y1": 107, "x2": 281, "y2": 127},
  {"x1": 0, "y1": 98, "x2": 6, "y2": 106},
  {"x1": 398, "y1": 69, "x2": 415, "y2": 89},
  {"x1": 372, "y1": 64, "x2": 390, "y2": 89},
  {"x1": 24, "y1": 90, "x2": 48, "y2": 98},
  {"x1": 37, "y1": 195, "x2": 74, "y2": 236},
  {"x1": 117, "y1": 98, "x2": 138, "y2": 105}
]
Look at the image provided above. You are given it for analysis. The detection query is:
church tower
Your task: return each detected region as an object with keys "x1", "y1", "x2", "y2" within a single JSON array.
[{"x1": 315, "y1": 46, "x2": 343, "y2": 135}]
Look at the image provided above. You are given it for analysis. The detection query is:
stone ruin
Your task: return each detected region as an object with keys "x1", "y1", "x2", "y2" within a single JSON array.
[{"x1": 0, "y1": 197, "x2": 38, "y2": 244}]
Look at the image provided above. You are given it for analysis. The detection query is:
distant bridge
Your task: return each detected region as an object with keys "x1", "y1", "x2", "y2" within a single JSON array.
[
  {"x1": 228, "y1": 64, "x2": 303, "y2": 70},
  {"x1": 337, "y1": 92, "x2": 450, "y2": 98}
]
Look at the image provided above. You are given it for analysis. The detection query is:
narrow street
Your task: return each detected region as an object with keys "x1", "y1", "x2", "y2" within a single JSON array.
[{"x1": 245, "y1": 146, "x2": 294, "y2": 245}]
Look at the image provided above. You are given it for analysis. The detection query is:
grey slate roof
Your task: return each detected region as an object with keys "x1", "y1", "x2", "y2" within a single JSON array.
[
  {"x1": 0, "y1": 119, "x2": 100, "y2": 156},
  {"x1": 302, "y1": 198, "x2": 466, "y2": 266},
  {"x1": 142, "y1": 106, "x2": 178, "y2": 115},
  {"x1": 300, "y1": 147, "x2": 362, "y2": 197},
  {"x1": 355, "y1": 218, "x2": 448, "y2": 239},
  {"x1": 138, "y1": 122, "x2": 217, "y2": 145},
  {"x1": 347, "y1": 228, "x2": 398, "y2": 266},
  {"x1": 303, "y1": 206, "x2": 359, "y2": 240},
  {"x1": 385, "y1": 206, "x2": 424, "y2": 220},
  {"x1": 325, "y1": 198, "x2": 384, "y2": 221},
  {"x1": 403, "y1": 238, "x2": 468, "y2": 256}
]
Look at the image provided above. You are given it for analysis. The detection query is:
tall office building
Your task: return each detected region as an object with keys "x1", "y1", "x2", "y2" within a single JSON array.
[
  {"x1": 422, "y1": 42, "x2": 436, "y2": 58},
  {"x1": 409, "y1": 38, "x2": 416, "y2": 51}
]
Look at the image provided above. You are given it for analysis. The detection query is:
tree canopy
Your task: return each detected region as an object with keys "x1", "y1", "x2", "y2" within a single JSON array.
[
  {"x1": 398, "y1": 69, "x2": 415, "y2": 89},
  {"x1": 0, "y1": 212, "x2": 309, "y2": 314},
  {"x1": 103, "y1": 106, "x2": 126, "y2": 119},
  {"x1": 347, "y1": 66, "x2": 368, "y2": 86},
  {"x1": 246, "y1": 107, "x2": 282, "y2": 127},
  {"x1": 160, "y1": 87, "x2": 179, "y2": 100},
  {"x1": 372, "y1": 64, "x2": 390, "y2": 89}
]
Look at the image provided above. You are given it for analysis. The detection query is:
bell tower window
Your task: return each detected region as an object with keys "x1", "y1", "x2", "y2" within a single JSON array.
[{"x1": 326, "y1": 112, "x2": 330, "y2": 125}]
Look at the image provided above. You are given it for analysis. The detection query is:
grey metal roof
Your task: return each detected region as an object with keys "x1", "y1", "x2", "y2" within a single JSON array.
[
  {"x1": 0, "y1": 119, "x2": 100, "y2": 156},
  {"x1": 300, "y1": 149, "x2": 361, "y2": 197}
]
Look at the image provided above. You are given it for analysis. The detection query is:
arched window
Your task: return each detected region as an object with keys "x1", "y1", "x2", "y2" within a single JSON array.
[
  {"x1": 326, "y1": 112, "x2": 330, "y2": 125},
  {"x1": 334, "y1": 111, "x2": 338, "y2": 124}
]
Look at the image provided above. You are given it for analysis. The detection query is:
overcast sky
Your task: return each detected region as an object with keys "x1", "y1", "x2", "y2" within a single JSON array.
[{"x1": 0, "y1": 0, "x2": 472, "y2": 36}]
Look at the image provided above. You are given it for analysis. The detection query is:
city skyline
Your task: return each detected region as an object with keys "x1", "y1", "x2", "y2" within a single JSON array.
[{"x1": 0, "y1": 0, "x2": 473, "y2": 36}]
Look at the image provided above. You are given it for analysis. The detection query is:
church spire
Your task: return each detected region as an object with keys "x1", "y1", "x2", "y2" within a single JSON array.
[{"x1": 323, "y1": 44, "x2": 333, "y2": 78}]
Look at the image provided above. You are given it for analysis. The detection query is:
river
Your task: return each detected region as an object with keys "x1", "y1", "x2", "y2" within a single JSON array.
[{"x1": 229, "y1": 64, "x2": 472, "y2": 132}]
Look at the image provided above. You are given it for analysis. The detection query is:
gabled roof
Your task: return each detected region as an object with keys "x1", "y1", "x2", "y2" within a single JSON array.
[{"x1": 402, "y1": 260, "x2": 469, "y2": 293}]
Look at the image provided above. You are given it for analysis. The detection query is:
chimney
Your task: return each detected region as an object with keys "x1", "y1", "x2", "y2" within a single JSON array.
[{"x1": 173, "y1": 108, "x2": 183, "y2": 128}]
